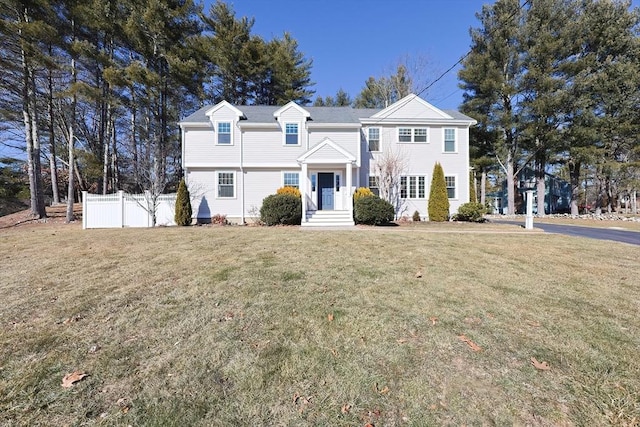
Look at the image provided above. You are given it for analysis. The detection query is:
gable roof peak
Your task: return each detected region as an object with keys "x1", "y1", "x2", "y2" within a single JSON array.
[
  {"x1": 273, "y1": 101, "x2": 311, "y2": 119},
  {"x1": 205, "y1": 100, "x2": 244, "y2": 119}
]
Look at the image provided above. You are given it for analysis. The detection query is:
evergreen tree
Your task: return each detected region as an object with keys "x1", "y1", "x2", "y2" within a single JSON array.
[
  {"x1": 428, "y1": 162, "x2": 450, "y2": 222},
  {"x1": 174, "y1": 178, "x2": 192, "y2": 226},
  {"x1": 459, "y1": 0, "x2": 524, "y2": 215},
  {"x1": 354, "y1": 64, "x2": 412, "y2": 108}
]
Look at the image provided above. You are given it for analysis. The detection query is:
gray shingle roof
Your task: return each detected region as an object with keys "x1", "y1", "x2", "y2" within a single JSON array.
[{"x1": 179, "y1": 104, "x2": 475, "y2": 124}]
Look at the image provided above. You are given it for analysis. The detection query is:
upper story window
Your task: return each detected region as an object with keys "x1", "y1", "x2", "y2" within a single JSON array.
[
  {"x1": 283, "y1": 172, "x2": 299, "y2": 189},
  {"x1": 444, "y1": 128, "x2": 456, "y2": 152},
  {"x1": 285, "y1": 123, "x2": 299, "y2": 145},
  {"x1": 368, "y1": 128, "x2": 380, "y2": 152},
  {"x1": 217, "y1": 122, "x2": 231, "y2": 145},
  {"x1": 398, "y1": 127, "x2": 428, "y2": 143},
  {"x1": 445, "y1": 175, "x2": 457, "y2": 199}
]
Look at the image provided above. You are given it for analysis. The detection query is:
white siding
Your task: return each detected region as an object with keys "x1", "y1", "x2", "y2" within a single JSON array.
[
  {"x1": 242, "y1": 128, "x2": 304, "y2": 165},
  {"x1": 183, "y1": 128, "x2": 240, "y2": 167},
  {"x1": 243, "y1": 169, "x2": 286, "y2": 216},
  {"x1": 309, "y1": 129, "x2": 358, "y2": 160},
  {"x1": 187, "y1": 168, "x2": 241, "y2": 220}
]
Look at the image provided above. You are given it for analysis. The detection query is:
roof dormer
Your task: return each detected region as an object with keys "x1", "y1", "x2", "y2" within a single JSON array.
[
  {"x1": 205, "y1": 100, "x2": 245, "y2": 120},
  {"x1": 273, "y1": 101, "x2": 311, "y2": 122}
]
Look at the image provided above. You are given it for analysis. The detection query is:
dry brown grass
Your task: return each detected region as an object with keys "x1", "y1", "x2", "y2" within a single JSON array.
[{"x1": 1, "y1": 223, "x2": 639, "y2": 426}]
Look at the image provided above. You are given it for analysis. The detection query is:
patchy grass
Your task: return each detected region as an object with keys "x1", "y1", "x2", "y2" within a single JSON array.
[
  {"x1": 533, "y1": 216, "x2": 640, "y2": 231},
  {"x1": 1, "y1": 224, "x2": 639, "y2": 426}
]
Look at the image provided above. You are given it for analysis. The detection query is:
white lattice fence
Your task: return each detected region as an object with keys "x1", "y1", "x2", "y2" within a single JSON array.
[{"x1": 83, "y1": 191, "x2": 177, "y2": 229}]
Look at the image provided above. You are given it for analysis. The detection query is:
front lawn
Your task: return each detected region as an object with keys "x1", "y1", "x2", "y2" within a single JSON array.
[{"x1": 1, "y1": 225, "x2": 638, "y2": 425}]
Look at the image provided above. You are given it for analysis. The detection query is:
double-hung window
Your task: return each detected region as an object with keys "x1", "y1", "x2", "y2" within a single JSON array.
[
  {"x1": 285, "y1": 123, "x2": 299, "y2": 145},
  {"x1": 445, "y1": 175, "x2": 457, "y2": 199},
  {"x1": 398, "y1": 127, "x2": 428, "y2": 143},
  {"x1": 444, "y1": 128, "x2": 456, "y2": 152},
  {"x1": 400, "y1": 176, "x2": 426, "y2": 199},
  {"x1": 217, "y1": 172, "x2": 235, "y2": 198},
  {"x1": 368, "y1": 128, "x2": 380, "y2": 152},
  {"x1": 283, "y1": 172, "x2": 299, "y2": 189},
  {"x1": 368, "y1": 176, "x2": 379, "y2": 196},
  {"x1": 217, "y1": 122, "x2": 231, "y2": 145}
]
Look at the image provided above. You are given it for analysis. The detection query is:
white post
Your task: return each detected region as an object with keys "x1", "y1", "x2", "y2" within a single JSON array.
[
  {"x1": 118, "y1": 190, "x2": 125, "y2": 228},
  {"x1": 82, "y1": 191, "x2": 87, "y2": 229},
  {"x1": 525, "y1": 190, "x2": 534, "y2": 230},
  {"x1": 301, "y1": 163, "x2": 308, "y2": 223},
  {"x1": 346, "y1": 162, "x2": 353, "y2": 215}
]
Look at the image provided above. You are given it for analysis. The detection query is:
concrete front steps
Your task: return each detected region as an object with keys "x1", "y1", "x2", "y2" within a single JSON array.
[{"x1": 302, "y1": 210, "x2": 355, "y2": 227}]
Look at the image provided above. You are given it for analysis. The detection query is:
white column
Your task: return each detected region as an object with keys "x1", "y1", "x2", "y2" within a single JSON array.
[
  {"x1": 301, "y1": 162, "x2": 308, "y2": 222},
  {"x1": 525, "y1": 190, "x2": 534, "y2": 230},
  {"x1": 346, "y1": 162, "x2": 353, "y2": 214}
]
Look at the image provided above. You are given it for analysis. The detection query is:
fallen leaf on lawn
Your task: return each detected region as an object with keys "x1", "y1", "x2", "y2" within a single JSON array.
[
  {"x1": 458, "y1": 335, "x2": 482, "y2": 352},
  {"x1": 527, "y1": 320, "x2": 541, "y2": 327},
  {"x1": 374, "y1": 382, "x2": 389, "y2": 394},
  {"x1": 415, "y1": 270, "x2": 422, "y2": 278},
  {"x1": 429, "y1": 316, "x2": 438, "y2": 325},
  {"x1": 341, "y1": 403, "x2": 351, "y2": 414},
  {"x1": 327, "y1": 313, "x2": 334, "y2": 322},
  {"x1": 531, "y1": 357, "x2": 551, "y2": 371},
  {"x1": 365, "y1": 424, "x2": 375, "y2": 427},
  {"x1": 330, "y1": 348, "x2": 338, "y2": 357},
  {"x1": 396, "y1": 338, "x2": 408, "y2": 344},
  {"x1": 62, "y1": 371, "x2": 88, "y2": 388}
]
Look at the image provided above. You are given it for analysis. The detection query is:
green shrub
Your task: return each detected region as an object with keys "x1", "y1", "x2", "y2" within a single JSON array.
[
  {"x1": 174, "y1": 178, "x2": 192, "y2": 226},
  {"x1": 428, "y1": 162, "x2": 450, "y2": 222},
  {"x1": 276, "y1": 186, "x2": 301, "y2": 198},
  {"x1": 412, "y1": 210, "x2": 421, "y2": 222},
  {"x1": 354, "y1": 195, "x2": 394, "y2": 225},
  {"x1": 260, "y1": 193, "x2": 302, "y2": 226},
  {"x1": 453, "y1": 202, "x2": 487, "y2": 222}
]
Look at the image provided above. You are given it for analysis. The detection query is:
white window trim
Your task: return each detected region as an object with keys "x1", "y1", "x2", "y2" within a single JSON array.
[
  {"x1": 283, "y1": 122, "x2": 301, "y2": 146},
  {"x1": 216, "y1": 170, "x2": 236, "y2": 199},
  {"x1": 215, "y1": 120, "x2": 234, "y2": 146},
  {"x1": 281, "y1": 171, "x2": 300, "y2": 188},
  {"x1": 400, "y1": 175, "x2": 427, "y2": 199},
  {"x1": 367, "y1": 127, "x2": 381, "y2": 152},
  {"x1": 445, "y1": 174, "x2": 458, "y2": 200},
  {"x1": 397, "y1": 126, "x2": 429, "y2": 143},
  {"x1": 443, "y1": 128, "x2": 457, "y2": 153}
]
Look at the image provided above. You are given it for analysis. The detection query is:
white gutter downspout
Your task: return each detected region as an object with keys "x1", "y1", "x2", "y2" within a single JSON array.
[{"x1": 240, "y1": 124, "x2": 245, "y2": 225}]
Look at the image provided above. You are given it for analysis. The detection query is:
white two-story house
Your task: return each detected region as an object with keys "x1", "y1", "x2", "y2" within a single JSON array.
[{"x1": 179, "y1": 93, "x2": 476, "y2": 226}]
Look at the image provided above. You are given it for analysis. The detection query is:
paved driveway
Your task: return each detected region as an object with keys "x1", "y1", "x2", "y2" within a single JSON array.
[{"x1": 493, "y1": 219, "x2": 640, "y2": 246}]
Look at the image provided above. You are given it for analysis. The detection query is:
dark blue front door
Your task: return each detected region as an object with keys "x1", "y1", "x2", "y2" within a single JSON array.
[{"x1": 318, "y1": 173, "x2": 334, "y2": 210}]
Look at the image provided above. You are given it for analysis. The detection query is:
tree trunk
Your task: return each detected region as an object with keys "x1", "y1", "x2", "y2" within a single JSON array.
[
  {"x1": 20, "y1": 18, "x2": 46, "y2": 219},
  {"x1": 569, "y1": 160, "x2": 581, "y2": 217},
  {"x1": 506, "y1": 152, "x2": 515, "y2": 215},
  {"x1": 536, "y1": 153, "x2": 546, "y2": 216},
  {"x1": 47, "y1": 45, "x2": 60, "y2": 204},
  {"x1": 66, "y1": 20, "x2": 77, "y2": 223},
  {"x1": 480, "y1": 170, "x2": 487, "y2": 206}
]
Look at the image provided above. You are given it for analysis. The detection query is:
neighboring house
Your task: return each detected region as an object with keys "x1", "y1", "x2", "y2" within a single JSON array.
[
  {"x1": 493, "y1": 167, "x2": 571, "y2": 214},
  {"x1": 179, "y1": 93, "x2": 477, "y2": 226}
]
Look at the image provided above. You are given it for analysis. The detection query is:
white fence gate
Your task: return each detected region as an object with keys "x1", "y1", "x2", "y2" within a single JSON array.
[{"x1": 83, "y1": 191, "x2": 177, "y2": 229}]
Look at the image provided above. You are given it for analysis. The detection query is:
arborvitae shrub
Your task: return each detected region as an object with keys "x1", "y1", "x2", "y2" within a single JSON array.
[
  {"x1": 428, "y1": 162, "x2": 450, "y2": 222},
  {"x1": 354, "y1": 195, "x2": 394, "y2": 225},
  {"x1": 174, "y1": 178, "x2": 192, "y2": 226},
  {"x1": 276, "y1": 186, "x2": 301, "y2": 198},
  {"x1": 260, "y1": 193, "x2": 302, "y2": 225},
  {"x1": 469, "y1": 170, "x2": 478, "y2": 203},
  {"x1": 412, "y1": 210, "x2": 421, "y2": 222},
  {"x1": 452, "y1": 202, "x2": 487, "y2": 222},
  {"x1": 353, "y1": 187, "x2": 374, "y2": 201}
]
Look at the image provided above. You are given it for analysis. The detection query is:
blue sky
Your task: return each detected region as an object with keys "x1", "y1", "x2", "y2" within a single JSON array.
[{"x1": 213, "y1": 0, "x2": 640, "y2": 110}]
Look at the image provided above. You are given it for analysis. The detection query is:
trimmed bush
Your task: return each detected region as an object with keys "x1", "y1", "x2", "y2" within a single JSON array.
[
  {"x1": 174, "y1": 178, "x2": 192, "y2": 226},
  {"x1": 260, "y1": 193, "x2": 302, "y2": 226},
  {"x1": 276, "y1": 186, "x2": 301, "y2": 198},
  {"x1": 453, "y1": 202, "x2": 487, "y2": 222},
  {"x1": 428, "y1": 162, "x2": 450, "y2": 222},
  {"x1": 354, "y1": 195, "x2": 394, "y2": 225},
  {"x1": 412, "y1": 210, "x2": 421, "y2": 222},
  {"x1": 353, "y1": 187, "x2": 374, "y2": 201}
]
